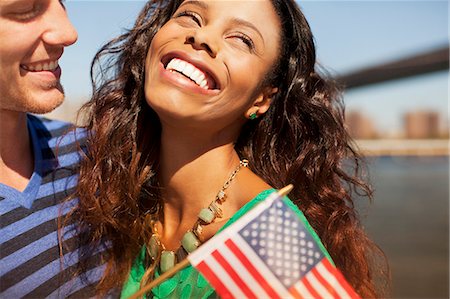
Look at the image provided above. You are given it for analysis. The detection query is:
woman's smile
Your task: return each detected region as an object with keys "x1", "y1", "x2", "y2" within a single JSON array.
[
  {"x1": 159, "y1": 51, "x2": 221, "y2": 95},
  {"x1": 166, "y1": 59, "x2": 212, "y2": 90}
]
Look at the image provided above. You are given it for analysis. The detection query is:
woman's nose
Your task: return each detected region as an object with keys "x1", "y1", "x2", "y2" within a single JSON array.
[{"x1": 185, "y1": 31, "x2": 218, "y2": 58}]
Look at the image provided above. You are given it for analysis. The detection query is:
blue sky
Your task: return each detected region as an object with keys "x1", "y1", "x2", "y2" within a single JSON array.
[{"x1": 55, "y1": 0, "x2": 449, "y2": 134}]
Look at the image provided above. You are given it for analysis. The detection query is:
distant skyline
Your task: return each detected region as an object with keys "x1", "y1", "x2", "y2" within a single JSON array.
[{"x1": 50, "y1": 0, "x2": 449, "y2": 133}]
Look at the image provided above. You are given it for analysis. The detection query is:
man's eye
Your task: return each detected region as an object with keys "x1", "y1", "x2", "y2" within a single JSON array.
[{"x1": 11, "y1": 4, "x2": 42, "y2": 21}]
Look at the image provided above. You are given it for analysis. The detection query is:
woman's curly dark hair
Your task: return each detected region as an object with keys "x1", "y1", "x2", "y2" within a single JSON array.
[{"x1": 65, "y1": 0, "x2": 389, "y2": 297}]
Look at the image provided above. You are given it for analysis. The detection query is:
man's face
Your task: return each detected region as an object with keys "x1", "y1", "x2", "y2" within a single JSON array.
[{"x1": 0, "y1": 0, "x2": 77, "y2": 114}]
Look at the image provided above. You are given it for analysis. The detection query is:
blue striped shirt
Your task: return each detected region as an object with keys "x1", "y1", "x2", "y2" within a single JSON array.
[{"x1": 0, "y1": 115, "x2": 104, "y2": 298}]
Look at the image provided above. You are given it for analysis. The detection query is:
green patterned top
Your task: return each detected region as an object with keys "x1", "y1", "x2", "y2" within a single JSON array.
[{"x1": 120, "y1": 189, "x2": 332, "y2": 299}]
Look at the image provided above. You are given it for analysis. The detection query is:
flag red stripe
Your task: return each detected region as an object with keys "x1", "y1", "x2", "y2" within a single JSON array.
[
  {"x1": 212, "y1": 250, "x2": 257, "y2": 298},
  {"x1": 196, "y1": 260, "x2": 235, "y2": 299},
  {"x1": 289, "y1": 285, "x2": 304, "y2": 299},
  {"x1": 322, "y1": 259, "x2": 361, "y2": 298},
  {"x1": 302, "y1": 276, "x2": 323, "y2": 299},
  {"x1": 225, "y1": 239, "x2": 281, "y2": 299},
  {"x1": 311, "y1": 265, "x2": 338, "y2": 298}
]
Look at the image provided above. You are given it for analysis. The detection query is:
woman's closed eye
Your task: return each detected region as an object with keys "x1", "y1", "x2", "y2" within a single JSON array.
[
  {"x1": 229, "y1": 32, "x2": 255, "y2": 51},
  {"x1": 175, "y1": 10, "x2": 202, "y2": 26}
]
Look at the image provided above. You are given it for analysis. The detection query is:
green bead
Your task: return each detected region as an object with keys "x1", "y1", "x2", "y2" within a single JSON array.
[
  {"x1": 198, "y1": 208, "x2": 215, "y2": 224},
  {"x1": 181, "y1": 231, "x2": 200, "y2": 253},
  {"x1": 160, "y1": 250, "x2": 176, "y2": 273},
  {"x1": 148, "y1": 235, "x2": 160, "y2": 260}
]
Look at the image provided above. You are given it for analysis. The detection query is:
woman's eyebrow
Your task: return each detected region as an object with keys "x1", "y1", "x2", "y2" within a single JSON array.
[
  {"x1": 179, "y1": 0, "x2": 208, "y2": 10},
  {"x1": 230, "y1": 17, "x2": 265, "y2": 44}
]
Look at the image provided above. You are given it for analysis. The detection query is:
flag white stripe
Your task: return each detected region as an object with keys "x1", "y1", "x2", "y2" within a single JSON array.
[
  {"x1": 305, "y1": 270, "x2": 334, "y2": 299},
  {"x1": 189, "y1": 192, "x2": 281, "y2": 265},
  {"x1": 232, "y1": 234, "x2": 294, "y2": 299},
  {"x1": 218, "y1": 243, "x2": 272, "y2": 298},
  {"x1": 316, "y1": 261, "x2": 351, "y2": 299},
  {"x1": 203, "y1": 254, "x2": 248, "y2": 299},
  {"x1": 293, "y1": 281, "x2": 314, "y2": 298}
]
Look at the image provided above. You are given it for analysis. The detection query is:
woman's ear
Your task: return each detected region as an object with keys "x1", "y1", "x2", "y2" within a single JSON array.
[{"x1": 245, "y1": 87, "x2": 278, "y2": 119}]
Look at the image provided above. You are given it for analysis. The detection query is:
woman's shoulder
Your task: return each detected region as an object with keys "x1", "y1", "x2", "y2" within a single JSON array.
[{"x1": 224, "y1": 188, "x2": 275, "y2": 228}]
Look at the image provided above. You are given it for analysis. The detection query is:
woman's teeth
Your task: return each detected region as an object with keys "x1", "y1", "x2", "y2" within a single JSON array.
[
  {"x1": 166, "y1": 58, "x2": 210, "y2": 90},
  {"x1": 21, "y1": 60, "x2": 59, "y2": 72}
]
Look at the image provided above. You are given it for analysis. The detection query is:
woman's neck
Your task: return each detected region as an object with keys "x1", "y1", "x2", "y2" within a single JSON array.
[
  {"x1": 158, "y1": 126, "x2": 240, "y2": 231},
  {"x1": 155, "y1": 125, "x2": 272, "y2": 249}
]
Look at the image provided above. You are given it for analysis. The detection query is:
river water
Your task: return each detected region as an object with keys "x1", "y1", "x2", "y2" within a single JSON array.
[{"x1": 357, "y1": 156, "x2": 449, "y2": 298}]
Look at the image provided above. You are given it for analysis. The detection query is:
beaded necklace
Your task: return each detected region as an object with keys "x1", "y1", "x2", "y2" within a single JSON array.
[{"x1": 145, "y1": 159, "x2": 248, "y2": 274}]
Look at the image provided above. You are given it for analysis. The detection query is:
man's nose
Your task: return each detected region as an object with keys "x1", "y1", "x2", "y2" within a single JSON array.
[{"x1": 41, "y1": 1, "x2": 78, "y2": 47}]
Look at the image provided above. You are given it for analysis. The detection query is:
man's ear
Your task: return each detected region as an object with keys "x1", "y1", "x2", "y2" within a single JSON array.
[{"x1": 245, "y1": 87, "x2": 278, "y2": 119}]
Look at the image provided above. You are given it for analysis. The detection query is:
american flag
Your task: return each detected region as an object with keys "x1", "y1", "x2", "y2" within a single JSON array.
[{"x1": 188, "y1": 191, "x2": 360, "y2": 299}]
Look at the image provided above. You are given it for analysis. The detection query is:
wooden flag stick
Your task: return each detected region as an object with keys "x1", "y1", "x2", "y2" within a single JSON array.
[
  {"x1": 129, "y1": 184, "x2": 294, "y2": 299},
  {"x1": 278, "y1": 184, "x2": 294, "y2": 197},
  {"x1": 128, "y1": 258, "x2": 190, "y2": 299}
]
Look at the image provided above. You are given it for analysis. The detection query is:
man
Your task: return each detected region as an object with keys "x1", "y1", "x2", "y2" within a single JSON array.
[{"x1": 0, "y1": 0, "x2": 103, "y2": 297}]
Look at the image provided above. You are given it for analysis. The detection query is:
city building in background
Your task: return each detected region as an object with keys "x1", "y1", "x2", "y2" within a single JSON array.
[
  {"x1": 404, "y1": 110, "x2": 441, "y2": 139},
  {"x1": 345, "y1": 110, "x2": 378, "y2": 139},
  {"x1": 344, "y1": 108, "x2": 449, "y2": 140}
]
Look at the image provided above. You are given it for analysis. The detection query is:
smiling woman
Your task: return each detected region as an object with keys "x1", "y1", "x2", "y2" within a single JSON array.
[{"x1": 66, "y1": 0, "x2": 388, "y2": 298}]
